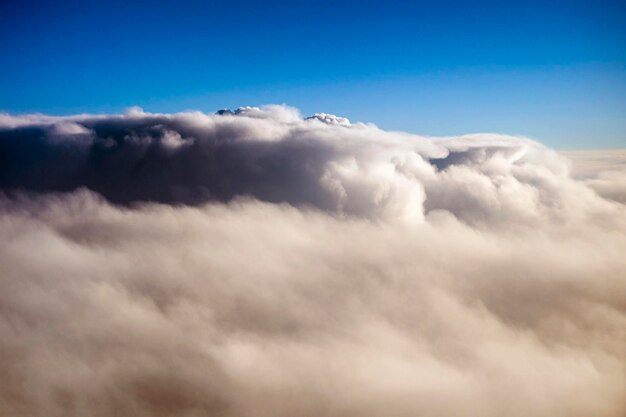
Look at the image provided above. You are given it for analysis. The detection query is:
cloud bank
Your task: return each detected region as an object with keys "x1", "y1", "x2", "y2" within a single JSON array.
[
  {"x1": 4, "y1": 104, "x2": 620, "y2": 225},
  {"x1": 0, "y1": 106, "x2": 625, "y2": 416},
  {"x1": 561, "y1": 149, "x2": 626, "y2": 203}
]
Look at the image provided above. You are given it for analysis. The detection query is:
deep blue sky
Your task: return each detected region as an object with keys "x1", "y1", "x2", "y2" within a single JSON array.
[{"x1": 1, "y1": 0, "x2": 625, "y2": 148}]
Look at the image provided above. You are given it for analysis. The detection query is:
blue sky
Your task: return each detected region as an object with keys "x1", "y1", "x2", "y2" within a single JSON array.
[{"x1": 1, "y1": 0, "x2": 624, "y2": 148}]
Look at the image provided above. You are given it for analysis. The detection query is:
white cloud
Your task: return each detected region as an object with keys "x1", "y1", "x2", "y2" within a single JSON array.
[
  {"x1": 561, "y1": 149, "x2": 626, "y2": 203},
  {"x1": 306, "y1": 112, "x2": 352, "y2": 126},
  {"x1": 1, "y1": 105, "x2": 622, "y2": 224},
  {"x1": 0, "y1": 106, "x2": 625, "y2": 416}
]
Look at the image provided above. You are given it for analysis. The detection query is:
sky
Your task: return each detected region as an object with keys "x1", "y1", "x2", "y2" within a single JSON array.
[
  {"x1": 1, "y1": 0, "x2": 625, "y2": 148},
  {"x1": 1, "y1": 4, "x2": 626, "y2": 414}
]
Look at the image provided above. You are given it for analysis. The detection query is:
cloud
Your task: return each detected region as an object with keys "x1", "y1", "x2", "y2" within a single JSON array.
[
  {"x1": 0, "y1": 106, "x2": 625, "y2": 416},
  {"x1": 306, "y1": 112, "x2": 352, "y2": 126},
  {"x1": 561, "y1": 149, "x2": 626, "y2": 203},
  {"x1": 1, "y1": 105, "x2": 623, "y2": 225}
]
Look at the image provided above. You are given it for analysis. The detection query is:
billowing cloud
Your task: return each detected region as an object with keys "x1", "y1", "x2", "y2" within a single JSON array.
[
  {"x1": 3, "y1": 104, "x2": 621, "y2": 225},
  {"x1": 0, "y1": 106, "x2": 625, "y2": 416}
]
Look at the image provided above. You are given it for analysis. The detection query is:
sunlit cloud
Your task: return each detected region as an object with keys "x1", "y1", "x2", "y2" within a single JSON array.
[{"x1": 0, "y1": 106, "x2": 625, "y2": 417}]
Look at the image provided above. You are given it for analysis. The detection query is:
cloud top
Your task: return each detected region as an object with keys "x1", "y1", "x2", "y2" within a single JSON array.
[
  {"x1": 0, "y1": 190, "x2": 625, "y2": 417},
  {"x1": 1, "y1": 105, "x2": 622, "y2": 225},
  {"x1": 0, "y1": 106, "x2": 625, "y2": 416}
]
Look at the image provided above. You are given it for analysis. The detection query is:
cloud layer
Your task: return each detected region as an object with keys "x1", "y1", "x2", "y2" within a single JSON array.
[
  {"x1": 3, "y1": 105, "x2": 621, "y2": 225},
  {"x1": 561, "y1": 149, "x2": 626, "y2": 203},
  {"x1": 1, "y1": 106, "x2": 625, "y2": 416}
]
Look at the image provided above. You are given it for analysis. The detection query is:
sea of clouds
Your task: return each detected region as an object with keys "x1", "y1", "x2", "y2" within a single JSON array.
[{"x1": 1, "y1": 105, "x2": 625, "y2": 416}]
